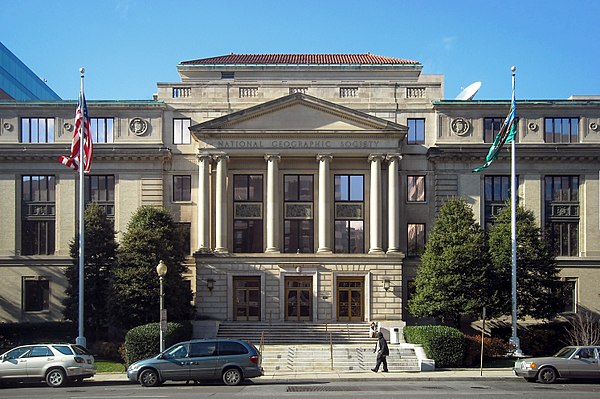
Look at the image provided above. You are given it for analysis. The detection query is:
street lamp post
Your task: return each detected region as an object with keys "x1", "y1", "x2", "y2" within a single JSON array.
[{"x1": 156, "y1": 260, "x2": 168, "y2": 352}]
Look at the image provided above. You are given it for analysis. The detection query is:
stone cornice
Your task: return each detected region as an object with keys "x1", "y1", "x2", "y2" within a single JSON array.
[
  {"x1": 427, "y1": 144, "x2": 600, "y2": 163},
  {"x1": 0, "y1": 145, "x2": 172, "y2": 162}
]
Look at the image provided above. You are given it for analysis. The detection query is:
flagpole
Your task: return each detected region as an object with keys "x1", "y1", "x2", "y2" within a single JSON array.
[
  {"x1": 76, "y1": 67, "x2": 86, "y2": 348},
  {"x1": 509, "y1": 66, "x2": 522, "y2": 356}
]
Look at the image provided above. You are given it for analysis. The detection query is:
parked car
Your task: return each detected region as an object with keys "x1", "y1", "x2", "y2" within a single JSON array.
[
  {"x1": 0, "y1": 344, "x2": 96, "y2": 387},
  {"x1": 513, "y1": 346, "x2": 600, "y2": 383},
  {"x1": 127, "y1": 339, "x2": 263, "y2": 386}
]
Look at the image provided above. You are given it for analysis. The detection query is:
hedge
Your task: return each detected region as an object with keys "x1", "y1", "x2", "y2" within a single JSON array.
[
  {"x1": 122, "y1": 322, "x2": 192, "y2": 365},
  {"x1": 404, "y1": 325, "x2": 465, "y2": 368}
]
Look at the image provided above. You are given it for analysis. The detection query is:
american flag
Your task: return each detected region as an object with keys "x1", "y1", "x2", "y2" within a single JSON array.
[{"x1": 59, "y1": 91, "x2": 93, "y2": 172}]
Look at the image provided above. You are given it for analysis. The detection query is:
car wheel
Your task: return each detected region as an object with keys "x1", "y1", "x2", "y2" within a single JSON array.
[
  {"x1": 222, "y1": 368, "x2": 242, "y2": 386},
  {"x1": 46, "y1": 368, "x2": 67, "y2": 388},
  {"x1": 537, "y1": 367, "x2": 557, "y2": 384},
  {"x1": 139, "y1": 369, "x2": 161, "y2": 387}
]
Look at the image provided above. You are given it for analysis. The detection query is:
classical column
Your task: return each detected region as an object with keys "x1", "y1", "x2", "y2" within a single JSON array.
[
  {"x1": 213, "y1": 154, "x2": 229, "y2": 253},
  {"x1": 368, "y1": 154, "x2": 385, "y2": 254},
  {"x1": 386, "y1": 153, "x2": 402, "y2": 255},
  {"x1": 265, "y1": 154, "x2": 281, "y2": 253},
  {"x1": 317, "y1": 154, "x2": 333, "y2": 254},
  {"x1": 197, "y1": 154, "x2": 212, "y2": 252}
]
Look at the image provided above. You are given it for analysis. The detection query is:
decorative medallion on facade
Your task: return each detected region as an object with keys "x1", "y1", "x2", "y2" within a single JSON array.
[
  {"x1": 451, "y1": 118, "x2": 470, "y2": 136},
  {"x1": 590, "y1": 122, "x2": 599, "y2": 131},
  {"x1": 64, "y1": 122, "x2": 73, "y2": 131},
  {"x1": 528, "y1": 122, "x2": 538, "y2": 131},
  {"x1": 129, "y1": 118, "x2": 148, "y2": 136},
  {"x1": 2, "y1": 122, "x2": 12, "y2": 131}
]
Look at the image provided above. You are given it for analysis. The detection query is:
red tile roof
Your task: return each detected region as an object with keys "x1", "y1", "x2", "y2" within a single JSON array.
[{"x1": 180, "y1": 53, "x2": 419, "y2": 65}]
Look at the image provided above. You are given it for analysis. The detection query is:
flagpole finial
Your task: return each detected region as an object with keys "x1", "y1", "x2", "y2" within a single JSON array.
[
  {"x1": 511, "y1": 66, "x2": 516, "y2": 72},
  {"x1": 79, "y1": 67, "x2": 85, "y2": 75}
]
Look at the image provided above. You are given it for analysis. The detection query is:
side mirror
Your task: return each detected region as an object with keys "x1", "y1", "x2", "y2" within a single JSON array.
[
  {"x1": 573, "y1": 354, "x2": 580, "y2": 359},
  {"x1": 0, "y1": 354, "x2": 7, "y2": 362}
]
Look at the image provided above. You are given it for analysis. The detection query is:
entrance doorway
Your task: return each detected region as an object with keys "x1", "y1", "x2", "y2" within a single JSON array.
[
  {"x1": 337, "y1": 278, "x2": 364, "y2": 321},
  {"x1": 233, "y1": 277, "x2": 261, "y2": 321},
  {"x1": 285, "y1": 277, "x2": 312, "y2": 321}
]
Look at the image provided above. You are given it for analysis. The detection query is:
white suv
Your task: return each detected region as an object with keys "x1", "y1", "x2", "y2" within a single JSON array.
[{"x1": 0, "y1": 344, "x2": 96, "y2": 387}]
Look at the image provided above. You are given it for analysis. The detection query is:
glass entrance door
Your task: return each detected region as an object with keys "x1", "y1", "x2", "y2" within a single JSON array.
[
  {"x1": 285, "y1": 277, "x2": 312, "y2": 321},
  {"x1": 337, "y1": 278, "x2": 363, "y2": 321},
  {"x1": 233, "y1": 277, "x2": 261, "y2": 321}
]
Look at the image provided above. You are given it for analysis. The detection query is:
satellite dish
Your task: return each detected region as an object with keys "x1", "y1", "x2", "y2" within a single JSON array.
[{"x1": 455, "y1": 81, "x2": 482, "y2": 100}]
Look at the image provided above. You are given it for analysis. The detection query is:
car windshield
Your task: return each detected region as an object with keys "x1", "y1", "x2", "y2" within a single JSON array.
[{"x1": 554, "y1": 347, "x2": 577, "y2": 358}]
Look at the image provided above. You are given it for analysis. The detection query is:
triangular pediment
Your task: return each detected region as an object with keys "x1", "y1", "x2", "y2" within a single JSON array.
[{"x1": 190, "y1": 93, "x2": 406, "y2": 134}]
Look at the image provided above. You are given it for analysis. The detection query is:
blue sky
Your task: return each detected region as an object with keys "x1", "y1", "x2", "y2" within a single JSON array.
[{"x1": 2, "y1": 0, "x2": 598, "y2": 101}]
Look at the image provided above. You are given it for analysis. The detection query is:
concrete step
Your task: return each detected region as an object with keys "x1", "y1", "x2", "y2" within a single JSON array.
[
  {"x1": 216, "y1": 322, "x2": 380, "y2": 345},
  {"x1": 258, "y1": 344, "x2": 420, "y2": 372}
]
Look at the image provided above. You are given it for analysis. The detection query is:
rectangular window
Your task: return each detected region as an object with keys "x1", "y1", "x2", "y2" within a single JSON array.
[
  {"x1": 407, "y1": 223, "x2": 426, "y2": 256},
  {"x1": 233, "y1": 175, "x2": 263, "y2": 253},
  {"x1": 561, "y1": 279, "x2": 577, "y2": 313},
  {"x1": 221, "y1": 72, "x2": 234, "y2": 79},
  {"x1": 21, "y1": 176, "x2": 55, "y2": 255},
  {"x1": 20, "y1": 117, "x2": 54, "y2": 143},
  {"x1": 544, "y1": 176, "x2": 579, "y2": 256},
  {"x1": 407, "y1": 118, "x2": 425, "y2": 144},
  {"x1": 173, "y1": 118, "x2": 191, "y2": 145},
  {"x1": 173, "y1": 175, "x2": 192, "y2": 202},
  {"x1": 85, "y1": 175, "x2": 115, "y2": 218},
  {"x1": 334, "y1": 175, "x2": 364, "y2": 253},
  {"x1": 484, "y1": 117, "x2": 504, "y2": 143},
  {"x1": 177, "y1": 222, "x2": 191, "y2": 256},
  {"x1": 483, "y1": 175, "x2": 513, "y2": 229},
  {"x1": 544, "y1": 117, "x2": 579, "y2": 143},
  {"x1": 407, "y1": 175, "x2": 426, "y2": 202},
  {"x1": 89, "y1": 118, "x2": 114, "y2": 143},
  {"x1": 283, "y1": 175, "x2": 314, "y2": 253},
  {"x1": 23, "y1": 277, "x2": 50, "y2": 312}
]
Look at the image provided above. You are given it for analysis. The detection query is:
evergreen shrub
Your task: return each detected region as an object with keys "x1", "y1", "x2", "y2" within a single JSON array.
[
  {"x1": 404, "y1": 325, "x2": 465, "y2": 368},
  {"x1": 123, "y1": 322, "x2": 192, "y2": 365}
]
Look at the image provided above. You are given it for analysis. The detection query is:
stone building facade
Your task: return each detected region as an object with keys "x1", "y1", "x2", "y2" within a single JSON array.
[{"x1": 0, "y1": 54, "x2": 598, "y2": 326}]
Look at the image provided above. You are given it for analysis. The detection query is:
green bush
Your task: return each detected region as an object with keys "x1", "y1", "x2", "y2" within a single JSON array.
[
  {"x1": 0, "y1": 322, "x2": 76, "y2": 350},
  {"x1": 123, "y1": 322, "x2": 192, "y2": 365},
  {"x1": 404, "y1": 325, "x2": 465, "y2": 368},
  {"x1": 464, "y1": 335, "x2": 510, "y2": 367}
]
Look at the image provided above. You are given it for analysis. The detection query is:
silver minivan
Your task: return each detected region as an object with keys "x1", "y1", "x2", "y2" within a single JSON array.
[
  {"x1": 127, "y1": 339, "x2": 263, "y2": 386},
  {"x1": 0, "y1": 344, "x2": 96, "y2": 387}
]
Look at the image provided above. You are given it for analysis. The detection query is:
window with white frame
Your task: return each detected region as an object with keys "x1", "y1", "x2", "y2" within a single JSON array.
[
  {"x1": 20, "y1": 117, "x2": 54, "y2": 143},
  {"x1": 173, "y1": 118, "x2": 191, "y2": 145},
  {"x1": 89, "y1": 117, "x2": 114, "y2": 143}
]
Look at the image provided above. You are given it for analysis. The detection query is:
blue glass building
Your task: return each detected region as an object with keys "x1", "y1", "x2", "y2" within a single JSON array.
[{"x1": 0, "y1": 41, "x2": 61, "y2": 100}]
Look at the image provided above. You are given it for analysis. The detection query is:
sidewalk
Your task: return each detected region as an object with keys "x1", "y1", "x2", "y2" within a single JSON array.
[{"x1": 93, "y1": 368, "x2": 518, "y2": 383}]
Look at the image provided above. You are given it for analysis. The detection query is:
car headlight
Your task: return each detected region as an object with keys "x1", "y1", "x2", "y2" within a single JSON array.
[
  {"x1": 521, "y1": 362, "x2": 537, "y2": 370},
  {"x1": 128, "y1": 363, "x2": 141, "y2": 372}
]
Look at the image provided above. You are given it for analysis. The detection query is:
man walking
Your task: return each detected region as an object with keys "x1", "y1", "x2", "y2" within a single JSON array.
[{"x1": 371, "y1": 331, "x2": 389, "y2": 372}]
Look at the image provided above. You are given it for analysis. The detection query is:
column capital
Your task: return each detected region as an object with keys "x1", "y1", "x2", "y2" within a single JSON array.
[
  {"x1": 316, "y1": 153, "x2": 333, "y2": 162},
  {"x1": 197, "y1": 153, "x2": 213, "y2": 163},
  {"x1": 213, "y1": 153, "x2": 229, "y2": 162},
  {"x1": 264, "y1": 154, "x2": 281, "y2": 162},
  {"x1": 368, "y1": 153, "x2": 385, "y2": 162},
  {"x1": 385, "y1": 153, "x2": 403, "y2": 162}
]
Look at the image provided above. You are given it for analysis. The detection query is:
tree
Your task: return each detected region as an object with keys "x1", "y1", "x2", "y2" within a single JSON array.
[
  {"x1": 408, "y1": 197, "x2": 490, "y2": 326},
  {"x1": 486, "y1": 204, "x2": 563, "y2": 320},
  {"x1": 63, "y1": 203, "x2": 117, "y2": 341},
  {"x1": 109, "y1": 206, "x2": 193, "y2": 331}
]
